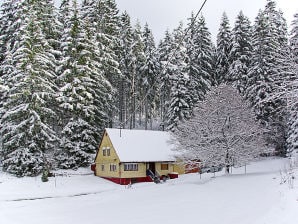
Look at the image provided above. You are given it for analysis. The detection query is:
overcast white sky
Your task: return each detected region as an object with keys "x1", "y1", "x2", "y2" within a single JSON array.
[
  {"x1": 115, "y1": 0, "x2": 298, "y2": 42},
  {"x1": 0, "y1": 0, "x2": 297, "y2": 42}
]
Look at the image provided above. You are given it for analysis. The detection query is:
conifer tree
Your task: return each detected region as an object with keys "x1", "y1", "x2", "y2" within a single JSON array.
[
  {"x1": 56, "y1": 0, "x2": 99, "y2": 169},
  {"x1": 228, "y1": 11, "x2": 252, "y2": 93},
  {"x1": 118, "y1": 12, "x2": 135, "y2": 128},
  {"x1": 0, "y1": 0, "x2": 20, "y2": 67},
  {"x1": 246, "y1": 1, "x2": 289, "y2": 155},
  {"x1": 158, "y1": 30, "x2": 174, "y2": 126},
  {"x1": 165, "y1": 23, "x2": 192, "y2": 131},
  {"x1": 286, "y1": 13, "x2": 298, "y2": 152},
  {"x1": 215, "y1": 12, "x2": 232, "y2": 84},
  {"x1": 141, "y1": 23, "x2": 159, "y2": 130},
  {"x1": 132, "y1": 22, "x2": 146, "y2": 128},
  {"x1": 185, "y1": 14, "x2": 212, "y2": 103},
  {"x1": 81, "y1": 0, "x2": 121, "y2": 128},
  {"x1": 1, "y1": 1, "x2": 58, "y2": 176}
]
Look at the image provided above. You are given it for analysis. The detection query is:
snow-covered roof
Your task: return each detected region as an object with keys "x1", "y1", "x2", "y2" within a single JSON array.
[{"x1": 105, "y1": 128, "x2": 177, "y2": 162}]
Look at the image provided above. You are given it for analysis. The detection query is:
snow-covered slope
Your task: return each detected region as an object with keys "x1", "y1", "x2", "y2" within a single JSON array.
[{"x1": 0, "y1": 158, "x2": 297, "y2": 224}]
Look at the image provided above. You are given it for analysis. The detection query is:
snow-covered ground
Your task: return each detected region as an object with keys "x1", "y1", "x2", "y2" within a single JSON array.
[{"x1": 0, "y1": 157, "x2": 297, "y2": 224}]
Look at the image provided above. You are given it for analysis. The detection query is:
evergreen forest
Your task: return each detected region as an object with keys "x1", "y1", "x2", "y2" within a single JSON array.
[{"x1": 0, "y1": 0, "x2": 297, "y2": 176}]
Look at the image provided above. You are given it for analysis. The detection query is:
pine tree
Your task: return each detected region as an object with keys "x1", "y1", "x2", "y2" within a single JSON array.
[
  {"x1": 158, "y1": 30, "x2": 175, "y2": 127},
  {"x1": 131, "y1": 22, "x2": 146, "y2": 128},
  {"x1": 56, "y1": 0, "x2": 99, "y2": 169},
  {"x1": 246, "y1": 10, "x2": 277, "y2": 125},
  {"x1": 165, "y1": 23, "x2": 192, "y2": 131},
  {"x1": 34, "y1": 0, "x2": 61, "y2": 52},
  {"x1": 118, "y1": 12, "x2": 135, "y2": 128},
  {"x1": 0, "y1": 0, "x2": 21, "y2": 68},
  {"x1": 81, "y1": 0, "x2": 121, "y2": 128},
  {"x1": 228, "y1": 11, "x2": 252, "y2": 93},
  {"x1": 185, "y1": 14, "x2": 212, "y2": 103},
  {"x1": 246, "y1": 1, "x2": 289, "y2": 155},
  {"x1": 215, "y1": 12, "x2": 232, "y2": 84},
  {"x1": 1, "y1": 1, "x2": 58, "y2": 176},
  {"x1": 141, "y1": 23, "x2": 159, "y2": 130},
  {"x1": 286, "y1": 13, "x2": 298, "y2": 152}
]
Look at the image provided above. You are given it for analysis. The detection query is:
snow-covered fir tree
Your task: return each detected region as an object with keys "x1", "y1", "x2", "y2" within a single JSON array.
[
  {"x1": 0, "y1": 0, "x2": 21, "y2": 68},
  {"x1": 131, "y1": 22, "x2": 146, "y2": 128},
  {"x1": 0, "y1": 1, "x2": 58, "y2": 176},
  {"x1": 56, "y1": 0, "x2": 100, "y2": 169},
  {"x1": 286, "y1": 13, "x2": 298, "y2": 152},
  {"x1": 228, "y1": 11, "x2": 252, "y2": 93},
  {"x1": 185, "y1": 14, "x2": 212, "y2": 103},
  {"x1": 246, "y1": 1, "x2": 289, "y2": 155},
  {"x1": 140, "y1": 23, "x2": 159, "y2": 130},
  {"x1": 118, "y1": 12, "x2": 135, "y2": 127},
  {"x1": 173, "y1": 85, "x2": 266, "y2": 173},
  {"x1": 165, "y1": 23, "x2": 193, "y2": 131},
  {"x1": 158, "y1": 30, "x2": 175, "y2": 127},
  {"x1": 81, "y1": 0, "x2": 121, "y2": 128},
  {"x1": 215, "y1": 12, "x2": 232, "y2": 85}
]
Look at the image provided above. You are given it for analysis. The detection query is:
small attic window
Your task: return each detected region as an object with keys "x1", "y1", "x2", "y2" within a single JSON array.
[{"x1": 103, "y1": 147, "x2": 110, "y2": 156}]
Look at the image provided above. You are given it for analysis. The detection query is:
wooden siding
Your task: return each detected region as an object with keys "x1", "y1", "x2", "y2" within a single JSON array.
[{"x1": 95, "y1": 131, "x2": 120, "y2": 178}]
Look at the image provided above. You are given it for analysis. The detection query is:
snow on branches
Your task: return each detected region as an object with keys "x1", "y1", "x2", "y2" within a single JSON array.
[{"x1": 173, "y1": 84, "x2": 266, "y2": 173}]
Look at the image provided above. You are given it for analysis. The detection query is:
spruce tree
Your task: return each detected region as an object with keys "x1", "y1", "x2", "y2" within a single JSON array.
[
  {"x1": 56, "y1": 0, "x2": 99, "y2": 169},
  {"x1": 215, "y1": 12, "x2": 232, "y2": 84},
  {"x1": 81, "y1": 0, "x2": 121, "y2": 128},
  {"x1": 287, "y1": 13, "x2": 298, "y2": 152},
  {"x1": 165, "y1": 23, "x2": 192, "y2": 131},
  {"x1": 141, "y1": 23, "x2": 159, "y2": 130},
  {"x1": 118, "y1": 12, "x2": 135, "y2": 128},
  {"x1": 132, "y1": 22, "x2": 146, "y2": 128},
  {"x1": 246, "y1": 2, "x2": 289, "y2": 155},
  {"x1": 158, "y1": 30, "x2": 175, "y2": 127},
  {"x1": 228, "y1": 11, "x2": 252, "y2": 93},
  {"x1": 185, "y1": 14, "x2": 212, "y2": 103},
  {"x1": 0, "y1": 0, "x2": 21, "y2": 68},
  {"x1": 1, "y1": 1, "x2": 58, "y2": 176}
]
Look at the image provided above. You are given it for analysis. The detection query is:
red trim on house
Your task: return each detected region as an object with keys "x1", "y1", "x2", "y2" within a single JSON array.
[
  {"x1": 101, "y1": 176, "x2": 152, "y2": 185},
  {"x1": 100, "y1": 174, "x2": 178, "y2": 185}
]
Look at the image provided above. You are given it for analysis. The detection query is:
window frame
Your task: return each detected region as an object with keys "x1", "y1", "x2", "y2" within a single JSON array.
[
  {"x1": 102, "y1": 147, "x2": 111, "y2": 156},
  {"x1": 110, "y1": 164, "x2": 117, "y2": 172},
  {"x1": 161, "y1": 163, "x2": 169, "y2": 170},
  {"x1": 124, "y1": 163, "x2": 139, "y2": 171}
]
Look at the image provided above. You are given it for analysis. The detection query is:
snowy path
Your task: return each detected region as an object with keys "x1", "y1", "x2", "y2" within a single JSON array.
[{"x1": 1, "y1": 158, "x2": 297, "y2": 224}]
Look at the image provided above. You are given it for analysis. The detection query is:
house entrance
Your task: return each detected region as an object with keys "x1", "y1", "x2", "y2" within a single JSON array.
[{"x1": 148, "y1": 162, "x2": 155, "y2": 173}]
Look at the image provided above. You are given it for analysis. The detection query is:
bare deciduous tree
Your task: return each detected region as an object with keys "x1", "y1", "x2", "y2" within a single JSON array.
[{"x1": 173, "y1": 84, "x2": 266, "y2": 173}]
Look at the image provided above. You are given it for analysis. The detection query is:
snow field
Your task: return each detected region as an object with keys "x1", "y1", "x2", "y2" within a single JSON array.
[{"x1": 0, "y1": 158, "x2": 297, "y2": 224}]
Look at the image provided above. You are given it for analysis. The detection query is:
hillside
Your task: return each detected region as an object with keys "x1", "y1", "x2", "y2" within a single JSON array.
[{"x1": 0, "y1": 157, "x2": 297, "y2": 224}]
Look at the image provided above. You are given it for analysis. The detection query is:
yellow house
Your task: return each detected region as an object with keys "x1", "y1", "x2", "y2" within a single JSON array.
[{"x1": 93, "y1": 128, "x2": 182, "y2": 185}]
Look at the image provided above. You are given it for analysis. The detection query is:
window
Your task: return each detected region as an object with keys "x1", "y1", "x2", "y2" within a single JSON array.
[
  {"x1": 102, "y1": 147, "x2": 110, "y2": 156},
  {"x1": 101, "y1": 165, "x2": 104, "y2": 171},
  {"x1": 124, "y1": 163, "x2": 138, "y2": 171},
  {"x1": 110, "y1": 164, "x2": 117, "y2": 172},
  {"x1": 161, "y1": 163, "x2": 169, "y2": 170}
]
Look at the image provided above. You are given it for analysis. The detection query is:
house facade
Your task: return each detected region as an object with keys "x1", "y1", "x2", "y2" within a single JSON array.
[{"x1": 93, "y1": 128, "x2": 183, "y2": 185}]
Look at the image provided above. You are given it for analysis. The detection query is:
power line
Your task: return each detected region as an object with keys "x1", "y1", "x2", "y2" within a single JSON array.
[{"x1": 119, "y1": 0, "x2": 208, "y2": 130}]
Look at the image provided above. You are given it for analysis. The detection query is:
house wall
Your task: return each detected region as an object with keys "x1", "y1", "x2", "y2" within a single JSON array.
[
  {"x1": 95, "y1": 132, "x2": 120, "y2": 178},
  {"x1": 119, "y1": 163, "x2": 147, "y2": 178},
  {"x1": 173, "y1": 163, "x2": 186, "y2": 174},
  {"x1": 155, "y1": 162, "x2": 175, "y2": 176}
]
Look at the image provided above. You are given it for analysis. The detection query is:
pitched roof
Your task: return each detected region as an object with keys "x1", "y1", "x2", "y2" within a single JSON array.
[{"x1": 105, "y1": 128, "x2": 177, "y2": 162}]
